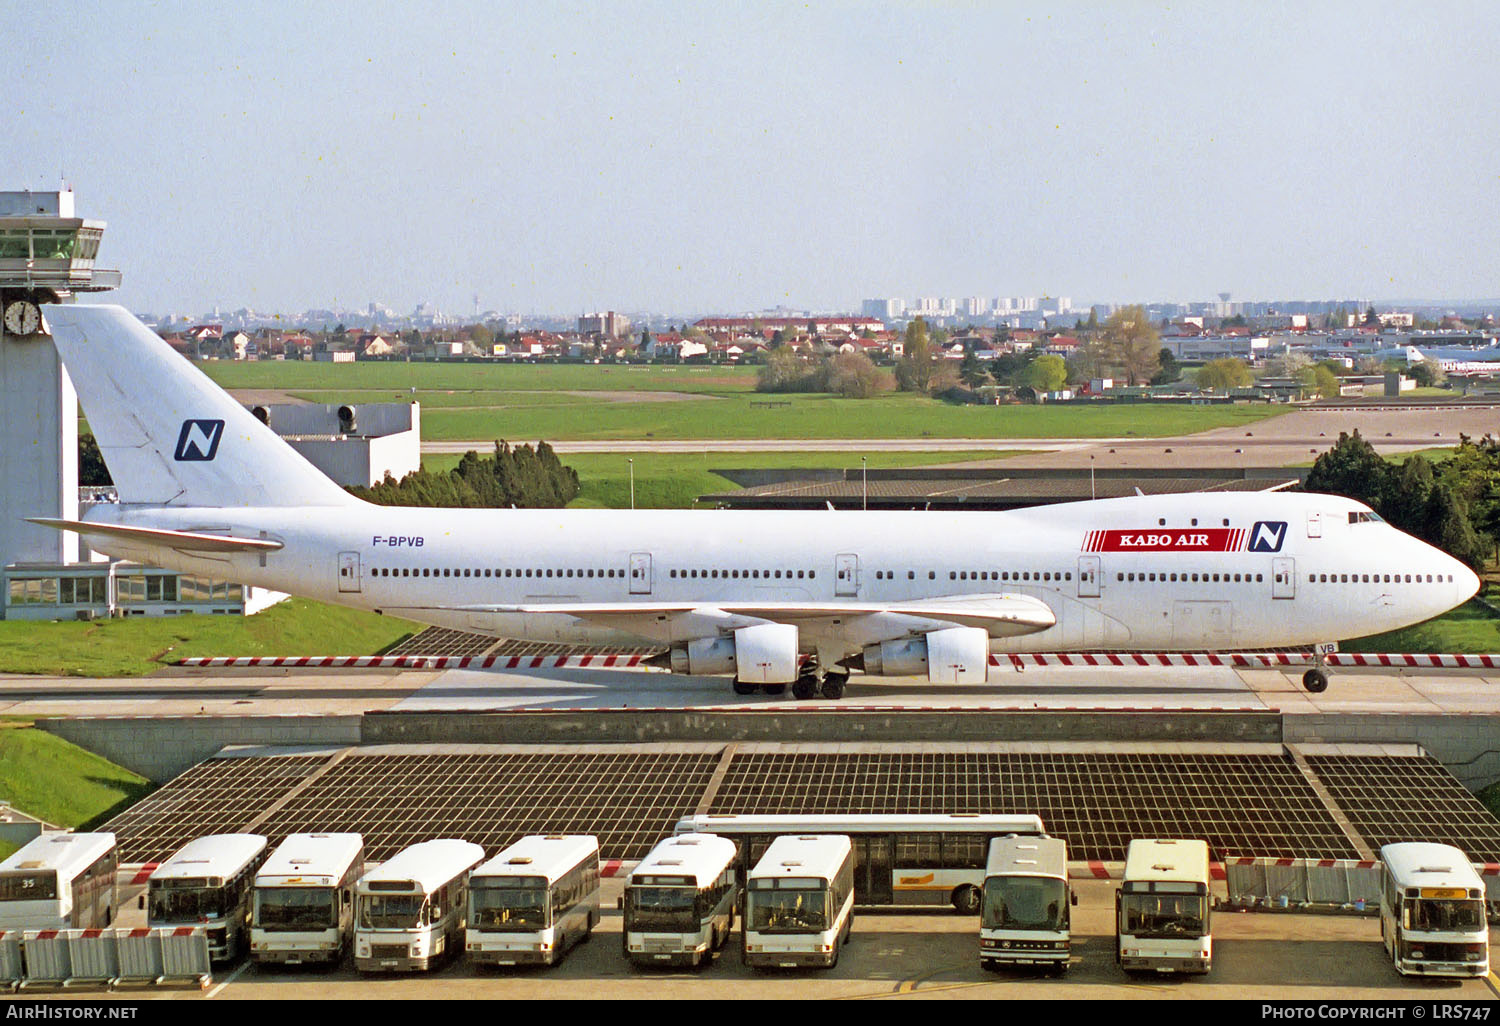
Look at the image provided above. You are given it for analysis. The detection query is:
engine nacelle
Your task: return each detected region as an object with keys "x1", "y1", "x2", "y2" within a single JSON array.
[
  {"x1": 862, "y1": 626, "x2": 990, "y2": 684},
  {"x1": 667, "y1": 623, "x2": 799, "y2": 684}
]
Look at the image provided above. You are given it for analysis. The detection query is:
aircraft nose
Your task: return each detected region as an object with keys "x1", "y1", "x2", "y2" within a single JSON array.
[{"x1": 1454, "y1": 559, "x2": 1481, "y2": 603}]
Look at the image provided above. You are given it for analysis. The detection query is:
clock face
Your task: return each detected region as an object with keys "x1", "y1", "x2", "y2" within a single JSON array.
[{"x1": 4, "y1": 300, "x2": 41, "y2": 337}]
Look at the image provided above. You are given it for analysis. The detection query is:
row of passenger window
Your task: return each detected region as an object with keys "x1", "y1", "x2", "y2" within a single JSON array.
[
  {"x1": 1309, "y1": 572, "x2": 1454, "y2": 584},
  {"x1": 371, "y1": 567, "x2": 629, "y2": 579},
  {"x1": 668, "y1": 569, "x2": 817, "y2": 580},
  {"x1": 872, "y1": 570, "x2": 1074, "y2": 583},
  {"x1": 1117, "y1": 572, "x2": 1265, "y2": 584}
]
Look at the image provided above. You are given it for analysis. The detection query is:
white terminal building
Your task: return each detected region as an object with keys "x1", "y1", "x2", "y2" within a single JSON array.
[{"x1": 0, "y1": 189, "x2": 418, "y2": 622}]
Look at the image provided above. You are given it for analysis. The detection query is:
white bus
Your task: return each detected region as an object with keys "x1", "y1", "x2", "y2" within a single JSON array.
[
  {"x1": 1115, "y1": 839, "x2": 1213, "y2": 975},
  {"x1": 743, "y1": 834, "x2": 855, "y2": 970},
  {"x1": 147, "y1": 833, "x2": 269, "y2": 962},
  {"x1": 677, "y1": 813, "x2": 1045, "y2": 913},
  {"x1": 354, "y1": 838, "x2": 484, "y2": 973},
  {"x1": 0, "y1": 833, "x2": 117, "y2": 930},
  {"x1": 623, "y1": 833, "x2": 738, "y2": 968},
  {"x1": 467, "y1": 834, "x2": 600, "y2": 967},
  {"x1": 250, "y1": 832, "x2": 365, "y2": 966},
  {"x1": 980, "y1": 835, "x2": 1074, "y2": 972},
  {"x1": 1379, "y1": 842, "x2": 1490, "y2": 978}
]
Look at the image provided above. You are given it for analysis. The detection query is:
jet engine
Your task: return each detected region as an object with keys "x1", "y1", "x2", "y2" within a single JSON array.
[
  {"x1": 667, "y1": 622, "x2": 799, "y2": 684},
  {"x1": 861, "y1": 626, "x2": 990, "y2": 684}
]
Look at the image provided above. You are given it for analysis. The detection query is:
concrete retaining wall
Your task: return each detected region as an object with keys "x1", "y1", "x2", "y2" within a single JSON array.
[
  {"x1": 1284, "y1": 714, "x2": 1500, "y2": 790},
  {"x1": 361, "y1": 709, "x2": 1284, "y2": 745},
  {"x1": 36, "y1": 716, "x2": 362, "y2": 782},
  {"x1": 37, "y1": 710, "x2": 1500, "y2": 792}
]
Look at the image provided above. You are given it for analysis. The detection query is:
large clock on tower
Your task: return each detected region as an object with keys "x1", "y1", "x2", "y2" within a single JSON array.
[{"x1": 3, "y1": 298, "x2": 41, "y2": 337}]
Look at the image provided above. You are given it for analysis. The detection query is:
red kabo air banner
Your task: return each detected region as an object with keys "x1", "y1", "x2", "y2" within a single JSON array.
[{"x1": 1082, "y1": 528, "x2": 1245, "y2": 553}]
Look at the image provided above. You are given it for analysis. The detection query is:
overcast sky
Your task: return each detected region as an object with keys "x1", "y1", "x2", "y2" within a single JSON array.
[{"x1": 5, "y1": 2, "x2": 1498, "y2": 317}]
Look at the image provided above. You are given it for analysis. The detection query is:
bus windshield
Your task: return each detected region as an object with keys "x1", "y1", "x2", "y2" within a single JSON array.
[
  {"x1": 625, "y1": 886, "x2": 697, "y2": 933},
  {"x1": 149, "y1": 885, "x2": 229, "y2": 923},
  {"x1": 472, "y1": 887, "x2": 549, "y2": 931},
  {"x1": 254, "y1": 887, "x2": 337, "y2": 931},
  {"x1": 983, "y1": 876, "x2": 1068, "y2": 931},
  {"x1": 1120, "y1": 893, "x2": 1207, "y2": 939},
  {"x1": 0, "y1": 872, "x2": 58, "y2": 903},
  {"x1": 750, "y1": 889, "x2": 829, "y2": 934},
  {"x1": 1408, "y1": 898, "x2": 1487, "y2": 933},
  {"x1": 359, "y1": 894, "x2": 426, "y2": 930}
]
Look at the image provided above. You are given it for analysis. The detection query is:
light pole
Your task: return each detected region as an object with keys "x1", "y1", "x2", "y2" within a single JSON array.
[
  {"x1": 628, "y1": 458, "x2": 635, "y2": 510},
  {"x1": 861, "y1": 456, "x2": 868, "y2": 511}
]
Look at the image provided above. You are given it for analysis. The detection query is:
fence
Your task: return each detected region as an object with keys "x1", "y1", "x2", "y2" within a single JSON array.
[
  {"x1": 1226, "y1": 858, "x2": 1500, "y2": 922},
  {"x1": 0, "y1": 926, "x2": 211, "y2": 991}
]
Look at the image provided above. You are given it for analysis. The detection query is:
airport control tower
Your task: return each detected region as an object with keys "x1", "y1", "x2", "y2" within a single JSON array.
[{"x1": 0, "y1": 189, "x2": 120, "y2": 571}]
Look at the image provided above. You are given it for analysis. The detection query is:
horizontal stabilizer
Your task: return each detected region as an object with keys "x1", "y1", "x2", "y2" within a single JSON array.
[{"x1": 27, "y1": 518, "x2": 284, "y2": 553}]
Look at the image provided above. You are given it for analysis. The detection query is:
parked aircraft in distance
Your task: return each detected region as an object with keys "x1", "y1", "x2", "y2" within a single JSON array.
[{"x1": 35, "y1": 305, "x2": 1479, "y2": 698}]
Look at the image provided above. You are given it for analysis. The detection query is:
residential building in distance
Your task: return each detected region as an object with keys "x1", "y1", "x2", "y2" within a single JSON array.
[{"x1": 578, "y1": 310, "x2": 629, "y2": 337}]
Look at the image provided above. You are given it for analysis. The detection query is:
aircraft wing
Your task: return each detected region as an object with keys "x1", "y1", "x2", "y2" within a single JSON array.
[
  {"x1": 389, "y1": 593, "x2": 1056, "y2": 638},
  {"x1": 27, "y1": 517, "x2": 284, "y2": 553}
]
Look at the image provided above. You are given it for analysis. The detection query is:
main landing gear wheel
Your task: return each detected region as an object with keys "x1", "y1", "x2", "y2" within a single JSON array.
[
  {"x1": 792, "y1": 674, "x2": 819, "y2": 700},
  {"x1": 732, "y1": 680, "x2": 758, "y2": 696},
  {"x1": 820, "y1": 673, "x2": 847, "y2": 700},
  {"x1": 1302, "y1": 668, "x2": 1329, "y2": 694},
  {"x1": 761, "y1": 682, "x2": 787, "y2": 696}
]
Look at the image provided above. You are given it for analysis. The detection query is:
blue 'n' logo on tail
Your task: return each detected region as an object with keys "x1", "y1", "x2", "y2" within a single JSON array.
[
  {"x1": 174, "y1": 419, "x2": 225, "y2": 461},
  {"x1": 1248, "y1": 521, "x2": 1288, "y2": 552}
]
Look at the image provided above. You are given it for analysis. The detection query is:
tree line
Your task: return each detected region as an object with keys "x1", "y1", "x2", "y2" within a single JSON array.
[
  {"x1": 349, "y1": 441, "x2": 580, "y2": 508},
  {"x1": 1303, "y1": 431, "x2": 1499, "y2": 568}
]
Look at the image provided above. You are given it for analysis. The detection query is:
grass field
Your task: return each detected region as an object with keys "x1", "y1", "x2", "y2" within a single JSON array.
[
  {"x1": 410, "y1": 393, "x2": 1287, "y2": 442},
  {"x1": 204, "y1": 361, "x2": 757, "y2": 394},
  {"x1": 0, "y1": 719, "x2": 153, "y2": 853},
  {"x1": 0, "y1": 598, "x2": 418, "y2": 677},
  {"x1": 202, "y1": 359, "x2": 1291, "y2": 442},
  {"x1": 424, "y1": 449, "x2": 1023, "y2": 509}
]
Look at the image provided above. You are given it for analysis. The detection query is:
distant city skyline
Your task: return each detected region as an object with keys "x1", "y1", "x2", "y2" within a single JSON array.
[{"x1": 5, "y1": 3, "x2": 1499, "y2": 316}]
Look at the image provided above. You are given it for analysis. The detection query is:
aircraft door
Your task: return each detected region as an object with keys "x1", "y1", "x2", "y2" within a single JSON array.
[
  {"x1": 338, "y1": 551, "x2": 361, "y2": 593},
  {"x1": 1272, "y1": 557, "x2": 1296, "y2": 599},
  {"x1": 834, "y1": 553, "x2": 860, "y2": 597},
  {"x1": 1077, "y1": 555, "x2": 1101, "y2": 598},
  {"x1": 629, "y1": 552, "x2": 652, "y2": 595}
]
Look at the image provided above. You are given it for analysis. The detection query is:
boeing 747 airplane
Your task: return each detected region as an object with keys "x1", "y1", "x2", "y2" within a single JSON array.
[{"x1": 33, "y1": 305, "x2": 1480, "y2": 698}]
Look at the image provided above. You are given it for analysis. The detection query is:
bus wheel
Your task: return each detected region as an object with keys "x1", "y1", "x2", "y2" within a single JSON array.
[{"x1": 952, "y1": 884, "x2": 981, "y2": 915}]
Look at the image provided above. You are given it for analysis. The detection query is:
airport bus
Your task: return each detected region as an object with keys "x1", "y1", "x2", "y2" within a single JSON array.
[
  {"x1": 743, "y1": 834, "x2": 855, "y2": 970},
  {"x1": 467, "y1": 834, "x2": 600, "y2": 967},
  {"x1": 623, "y1": 833, "x2": 738, "y2": 968},
  {"x1": 250, "y1": 832, "x2": 365, "y2": 966},
  {"x1": 0, "y1": 832, "x2": 117, "y2": 930},
  {"x1": 147, "y1": 833, "x2": 269, "y2": 961},
  {"x1": 980, "y1": 835, "x2": 1074, "y2": 972},
  {"x1": 1115, "y1": 839, "x2": 1213, "y2": 974},
  {"x1": 676, "y1": 813, "x2": 1045, "y2": 913},
  {"x1": 1378, "y1": 842, "x2": 1490, "y2": 977},
  {"x1": 354, "y1": 838, "x2": 484, "y2": 973}
]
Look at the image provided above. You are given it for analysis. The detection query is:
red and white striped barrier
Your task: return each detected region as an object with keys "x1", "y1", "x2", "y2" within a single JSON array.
[
  {"x1": 996, "y1": 652, "x2": 1500, "y2": 669},
  {"x1": 174, "y1": 651, "x2": 1500, "y2": 672},
  {"x1": 175, "y1": 653, "x2": 654, "y2": 670}
]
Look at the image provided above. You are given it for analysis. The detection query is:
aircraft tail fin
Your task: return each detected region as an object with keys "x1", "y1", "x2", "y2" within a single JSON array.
[{"x1": 42, "y1": 304, "x2": 357, "y2": 508}]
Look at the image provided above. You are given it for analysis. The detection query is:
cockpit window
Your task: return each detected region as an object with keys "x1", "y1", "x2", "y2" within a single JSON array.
[{"x1": 1348, "y1": 511, "x2": 1384, "y2": 524}]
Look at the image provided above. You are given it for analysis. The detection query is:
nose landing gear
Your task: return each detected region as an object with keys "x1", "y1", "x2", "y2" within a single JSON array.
[{"x1": 1302, "y1": 647, "x2": 1332, "y2": 693}]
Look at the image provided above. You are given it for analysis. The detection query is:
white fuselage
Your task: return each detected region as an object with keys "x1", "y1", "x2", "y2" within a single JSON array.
[{"x1": 81, "y1": 489, "x2": 1477, "y2": 662}]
